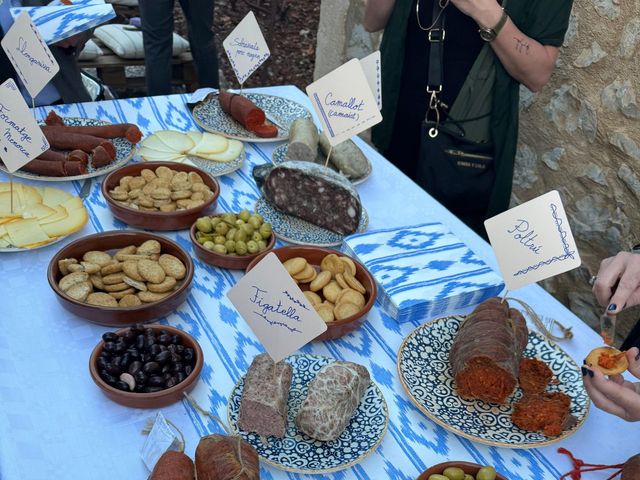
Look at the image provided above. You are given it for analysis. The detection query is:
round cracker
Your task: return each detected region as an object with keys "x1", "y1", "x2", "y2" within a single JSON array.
[
  {"x1": 322, "y1": 281, "x2": 342, "y2": 303},
  {"x1": 114, "y1": 245, "x2": 137, "y2": 261},
  {"x1": 102, "y1": 272, "x2": 125, "y2": 285},
  {"x1": 89, "y1": 274, "x2": 104, "y2": 290},
  {"x1": 293, "y1": 263, "x2": 315, "y2": 281},
  {"x1": 119, "y1": 294, "x2": 142, "y2": 307},
  {"x1": 316, "y1": 304, "x2": 335, "y2": 323},
  {"x1": 137, "y1": 239, "x2": 161, "y2": 255},
  {"x1": 334, "y1": 301, "x2": 360, "y2": 320},
  {"x1": 123, "y1": 276, "x2": 148, "y2": 291},
  {"x1": 320, "y1": 254, "x2": 345, "y2": 276},
  {"x1": 82, "y1": 251, "x2": 112, "y2": 267},
  {"x1": 138, "y1": 259, "x2": 166, "y2": 284},
  {"x1": 158, "y1": 254, "x2": 186, "y2": 280},
  {"x1": 59, "y1": 271, "x2": 89, "y2": 292},
  {"x1": 86, "y1": 292, "x2": 118, "y2": 307},
  {"x1": 138, "y1": 291, "x2": 170, "y2": 303},
  {"x1": 338, "y1": 289, "x2": 365, "y2": 309},
  {"x1": 66, "y1": 281, "x2": 92, "y2": 302},
  {"x1": 344, "y1": 270, "x2": 366, "y2": 294},
  {"x1": 147, "y1": 276, "x2": 177, "y2": 293},
  {"x1": 340, "y1": 256, "x2": 357, "y2": 276},
  {"x1": 108, "y1": 288, "x2": 136, "y2": 300},
  {"x1": 100, "y1": 261, "x2": 123, "y2": 276},
  {"x1": 304, "y1": 290, "x2": 322, "y2": 307},
  {"x1": 309, "y1": 270, "x2": 332, "y2": 292},
  {"x1": 335, "y1": 272, "x2": 349, "y2": 290},
  {"x1": 295, "y1": 267, "x2": 317, "y2": 284},
  {"x1": 283, "y1": 257, "x2": 307, "y2": 275},
  {"x1": 104, "y1": 282, "x2": 130, "y2": 292},
  {"x1": 122, "y1": 260, "x2": 144, "y2": 282}
]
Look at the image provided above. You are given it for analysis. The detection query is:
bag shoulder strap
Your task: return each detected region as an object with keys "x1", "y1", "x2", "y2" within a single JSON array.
[{"x1": 426, "y1": 0, "x2": 446, "y2": 94}]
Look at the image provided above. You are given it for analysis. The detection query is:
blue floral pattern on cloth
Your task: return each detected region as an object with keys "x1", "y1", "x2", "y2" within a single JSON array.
[
  {"x1": 227, "y1": 354, "x2": 388, "y2": 474},
  {"x1": 397, "y1": 315, "x2": 589, "y2": 448},
  {"x1": 343, "y1": 223, "x2": 505, "y2": 322}
]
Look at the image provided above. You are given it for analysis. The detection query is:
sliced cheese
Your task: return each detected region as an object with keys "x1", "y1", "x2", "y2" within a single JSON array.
[
  {"x1": 21, "y1": 203, "x2": 56, "y2": 220},
  {"x1": 139, "y1": 147, "x2": 187, "y2": 162},
  {"x1": 141, "y1": 134, "x2": 180, "y2": 153},
  {"x1": 186, "y1": 131, "x2": 203, "y2": 154},
  {"x1": 41, "y1": 205, "x2": 88, "y2": 237},
  {"x1": 154, "y1": 130, "x2": 194, "y2": 153},
  {"x1": 0, "y1": 191, "x2": 23, "y2": 216},
  {"x1": 61, "y1": 197, "x2": 84, "y2": 212},
  {"x1": 198, "y1": 139, "x2": 243, "y2": 162},
  {"x1": 195, "y1": 132, "x2": 228, "y2": 155},
  {"x1": 0, "y1": 236, "x2": 10, "y2": 248},
  {"x1": 38, "y1": 205, "x2": 67, "y2": 225},
  {"x1": 42, "y1": 187, "x2": 72, "y2": 208},
  {"x1": 23, "y1": 185, "x2": 42, "y2": 206},
  {"x1": 5, "y1": 218, "x2": 50, "y2": 247}
]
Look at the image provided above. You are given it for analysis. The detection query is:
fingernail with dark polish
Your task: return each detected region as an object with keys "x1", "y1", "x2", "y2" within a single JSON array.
[
  {"x1": 635, "y1": 352, "x2": 640, "y2": 361},
  {"x1": 583, "y1": 358, "x2": 587, "y2": 365},
  {"x1": 588, "y1": 369, "x2": 594, "y2": 378},
  {"x1": 581, "y1": 366, "x2": 588, "y2": 377},
  {"x1": 608, "y1": 303, "x2": 617, "y2": 312}
]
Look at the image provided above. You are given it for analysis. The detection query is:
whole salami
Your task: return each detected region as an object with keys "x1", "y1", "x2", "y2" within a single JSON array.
[
  {"x1": 261, "y1": 161, "x2": 362, "y2": 235},
  {"x1": 295, "y1": 361, "x2": 370, "y2": 441},
  {"x1": 449, "y1": 298, "x2": 529, "y2": 404},
  {"x1": 195, "y1": 434, "x2": 259, "y2": 480},
  {"x1": 238, "y1": 353, "x2": 292, "y2": 438}
]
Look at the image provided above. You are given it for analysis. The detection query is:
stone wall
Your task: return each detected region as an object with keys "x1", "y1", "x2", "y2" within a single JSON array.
[{"x1": 313, "y1": 0, "x2": 640, "y2": 342}]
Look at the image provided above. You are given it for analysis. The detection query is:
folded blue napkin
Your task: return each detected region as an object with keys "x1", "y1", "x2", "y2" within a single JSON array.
[{"x1": 342, "y1": 222, "x2": 505, "y2": 322}]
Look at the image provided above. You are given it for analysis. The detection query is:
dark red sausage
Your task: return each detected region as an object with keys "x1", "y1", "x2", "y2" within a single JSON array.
[
  {"x1": 68, "y1": 149, "x2": 89, "y2": 167},
  {"x1": 91, "y1": 145, "x2": 114, "y2": 168},
  {"x1": 219, "y1": 90, "x2": 266, "y2": 131},
  {"x1": 63, "y1": 161, "x2": 87, "y2": 176},
  {"x1": 253, "y1": 123, "x2": 278, "y2": 138},
  {"x1": 41, "y1": 127, "x2": 116, "y2": 158},
  {"x1": 43, "y1": 124, "x2": 142, "y2": 144},
  {"x1": 22, "y1": 159, "x2": 66, "y2": 176},
  {"x1": 45, "y1": 110, "x2": 65, "y2": 126},
  {"x1": 37, "y1": 149, "x2": 67, "y2": 162}
]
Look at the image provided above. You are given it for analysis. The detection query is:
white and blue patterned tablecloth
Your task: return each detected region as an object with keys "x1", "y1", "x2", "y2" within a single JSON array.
[{"x1": 0, "y1": 86, "x2": 632, "y2": 480}]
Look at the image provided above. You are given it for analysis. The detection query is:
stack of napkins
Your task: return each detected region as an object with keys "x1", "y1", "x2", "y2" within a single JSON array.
[
  {"x1": 11, "y1": 0, "x2": 115, "y2": 45},
  {"x1": 342, "y1": 222, "x2": 505, "y2": 322}
]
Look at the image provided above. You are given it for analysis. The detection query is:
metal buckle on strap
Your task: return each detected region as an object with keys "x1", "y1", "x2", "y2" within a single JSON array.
[
  {"x1": 428, "y1": 28, "x2": 446, "y2": 42},
  {"x1": 426, "y1": 85, "x2": 442, "y2": 94}
]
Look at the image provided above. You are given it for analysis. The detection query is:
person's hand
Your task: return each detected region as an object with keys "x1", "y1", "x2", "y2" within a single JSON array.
[
  {"x1": 583, "y1": 347, "x2": 640, "y2": 421},
  {"x1": 592, "y1": 251, "x2": 640, "y2": 314},
  {"x1": 53, "y1": 33, "x2": 84, "y2": 49},
  {"x1": 449, "y1": 0, "x2": 503, "y2": 28}
]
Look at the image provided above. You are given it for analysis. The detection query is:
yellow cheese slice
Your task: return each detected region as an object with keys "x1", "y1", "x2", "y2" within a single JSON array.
[
  {"x1": 0, "y1": 191, "x2": 23, "y2": 216},
  {"x1": 23, "y1": 186, "x2": 42, "y2": 206},
  {"x1": 38, "y1": 205, "x2": 68, "y2": 225},
  {"x1": 154, "y1": 130, "x2": 195, "y2": 154},
  {"x1": 43, "y1": 187, "x2": 72, "y2": 208},
  {"x1": 41, "y1": 205, "x2": 88, "y2": 237},
  {"x1": 139, "y1": 146, "x2": 187, "y2": 162},
  {"x1": 186, "y1": 132, "x2": 203, "y2": 154},
  {"x1": 194, "y1": 132, "x2": 228, "y2": 154},
  {"x1": 5, "y1": 218, "x2": 50, "y2": 247},
  {"x1": 61, "y1": 197, "x2": 84, "y2": 212},
  {"x1": 141, "y1": 134, "x2": 181, "y2": 153},
  {"x1": 21, "y1": 203, "x2": 56, "y2": 220},
  {"x1": 0, "y1": 236, "x2": 10, "y2": 248},
  {"x1": 197, "y1": 139, "x2": 243, "y2": 162}
]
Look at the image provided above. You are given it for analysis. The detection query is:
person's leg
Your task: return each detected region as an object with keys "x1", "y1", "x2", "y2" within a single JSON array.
[
  {"x1": 139, "y1": 0, "x2": 175, "y2": 95},
  {"x1": 180, "y1": 0, "x2": 219, "y2": 88}
]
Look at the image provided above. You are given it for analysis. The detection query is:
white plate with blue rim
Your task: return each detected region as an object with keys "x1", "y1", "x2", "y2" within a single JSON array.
[
  {"x1": 271, "y1": 143, "x2": 372, "y2": 186},
  {"x1": 227, "y1": 353, "x2": 388, "y2": 474},
  {"x1": 254, "y1": 196, "x2": 368, "y2": 247},
  {"x1": 191, "y1": 92, "x2": 312, "y2": 142},
  {"x1": 0, "y1": 118, "x2": 136, "y2": 182},
  {"x1": 397, "y1": 315, "x2": 590, "y2": 448}
]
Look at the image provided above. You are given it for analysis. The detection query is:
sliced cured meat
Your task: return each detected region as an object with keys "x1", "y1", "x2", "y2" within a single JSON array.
[
  {"x1": 252, "y1": 123, "x2": 278, "y2": 138},
  {"x1": 238, "y1": 353, "x2": 293, "y2": 438},
  {"x1": 218, "y1": 90, "x2": 265, "y2": 131},
  {"x1": 511, "y1": 392, "x2": 571, "y2": 436},
  {"x1": 295, "y1": 361, "x2": 370, "y2": 441},
  {"x1": 262, "y1": 161, "x2": 362, "y2": 235},
  {"x1": 449, "y1": 298, "x2": 529, "y2": 404},
  {"x1": 519, "y1": 358, "x2": 553, "y2": 394},
  {"x1": 91, "y1": 145, "x2": 114, "y2": 169},
  {"x1": 68, "y1": 149, "x2": 89, "y2": 168},
  {"x1": 64, "y1": 161, "x2": 87, "y2": 176}
]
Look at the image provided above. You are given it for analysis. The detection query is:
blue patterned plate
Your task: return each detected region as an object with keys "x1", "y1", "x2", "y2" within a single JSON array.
[
  {"x1": 191, "y1": 93, "x2": 311, "y2": 142},
  {"x1": 272, "y1": 144, "x2": 372, "y2": 186},
  {"x1": 139, "y1": 149, "x2": 245, "y2": 177},
  {"x1": 227, "y1": 354, "x2": 388, "y2": 474},
  {"x1": 1, "y1": 118, "x2": 136, "y2": 182},
  {"x1": 397, "y1": 315, "x2": 589, "y2": 448},
  {"x1": 255, "y1": 196, "x2": 368, "y2": 247}
]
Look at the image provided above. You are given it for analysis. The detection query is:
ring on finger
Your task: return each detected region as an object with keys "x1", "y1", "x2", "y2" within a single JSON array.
[{"x1": 589, "y1": 275, "x2": 597, "y2": 286}]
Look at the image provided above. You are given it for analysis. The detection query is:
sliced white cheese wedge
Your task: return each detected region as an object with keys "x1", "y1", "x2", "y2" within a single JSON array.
[
  {"x1": 0, "y1": 191, "x2": 23, "y2": 216},
  {"x1": 186, "y1": 131, "x2": 203, "y2": 154},
  {"x1": 38, "y1": 205, "x2": 68, "y2": 225},
  {"x1": 0, "y1": 236, "x2": 10, "y2": 248},
  {"x1": 41, "y1": 205, "x2": 88, "y2": 237},
  {"x1": 195, "y1": 132, "x2": 228, "y2": 155},
  {"x1": 141, "y1": 134, "x2": 179, "y2": 153},
  {"x1": 42, "y1": 187, "x2": 72, "y2": 208},
  {"x1": 6, "y1": 218, "x2": 50, "y2": 247},
  {"x1": 138, "y1": 147, "x2": 187, "y2": 162},
  {"x1": 154, "y1": 130, "x2": 195, "y2": 153},
  {"x1": 197, "y1": 139, "x2": 243, "y2": 162},
  {"x1": 23, "y1": 186, "x2": 42, "y2": 206},
  {"x1": 22, "y1": 203, "x2": 56, "y2": 220}
]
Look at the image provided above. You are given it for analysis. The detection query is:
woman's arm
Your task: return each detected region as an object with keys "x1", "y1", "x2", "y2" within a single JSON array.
[
  {"x1": 451, "y1": 0, "x2": 559, "y2": 92},
  {"x1": 363, "y1": 0, "x2": 397, "y2": 32}
]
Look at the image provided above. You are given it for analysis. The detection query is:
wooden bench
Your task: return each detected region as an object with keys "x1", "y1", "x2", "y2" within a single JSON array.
[{"x1": 79, "y1": 39, "x2": 197, "y2": 93}]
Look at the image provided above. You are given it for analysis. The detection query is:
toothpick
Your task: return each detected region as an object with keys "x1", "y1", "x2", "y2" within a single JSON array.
[
  {"x1": 500, "y1": 290, "x2": 509, "y2": 304},
  {"x1": 9, "y1": 173, "x2": 14, "y2": 214},
  {"x1": 324, "y1": 146, "x2": 333, "y2": 168},
  {"x1": 31, "y1": 96, "x2": 36, "y2": 119},
  {"x1": 239, "y1": 82, "x2": 244, "y2": 96}
]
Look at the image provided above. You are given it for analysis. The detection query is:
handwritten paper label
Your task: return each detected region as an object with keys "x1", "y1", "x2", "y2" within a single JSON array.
[
  {"x1": 140, "y1": 412, "x2": 182, "y2": 471},
  {"x1": 0, "y1": 79, "x2": 49, "y2": 173},
  {"x1": 306, "y1": 58, "x2": 382, "y2": 147},
  {"x1": 227, "y1": 253, "x2": 327, "y2": 363},
  {"x1": 223, "y1": 11, "x2": 270, "y2": 85},
  {"x1": 1, "y1": 11, "x2": 59, "y2": 98},
  {"x1": 484, "y1": 190, "x2": 581, "y2": 291},
  {"x1": 360, "y1": 51, "x2": 381, "y2": 110}
]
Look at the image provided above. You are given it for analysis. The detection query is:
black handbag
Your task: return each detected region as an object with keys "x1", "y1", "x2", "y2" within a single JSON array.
[{"x1": 416, "y1": 0, "x2": 496, "y2": 219}]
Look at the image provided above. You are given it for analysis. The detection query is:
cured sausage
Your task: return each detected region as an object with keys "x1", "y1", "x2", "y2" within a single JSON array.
[
  {"x1": 287, "y1": 117, "x2": 319, "y2": 162},
  {"x1": 41, "y1": 126, "x2": 116, "y2": 158},
  {"x1": 45, "y1": 110, "x2": 65, "y2": 126},
  {"x1": 319, "y1": 133, "x2": 370, "y2": 179},
  {"x1": 252, "y1": 123, "x2": 278, "y2": 138},
  {"x1": 63, "y1": 161, "x2": 87, "y2": 176},
  {"x1": 37, "y1": 149, "x2": 67, "y2": 162},
  {"x1": 238, "y1": 353, "x2": 292, "y2": 438},
  {"x1": 22, "y1": 159, "x2": 66, "y2": 176},
  {"x1": 261, "y1": 161, "x2": 362, "y2": 235},
  {"x1": 43, "y1": 124, "x2": 142, "y2": 144},
  {"x1": 218, "y1": 90, "x2": 266, "y2": 132},
  {"x1": 296, "y1": 361, "x2": 370, "y2": 441},
  {"x1": 195, "y1": 435, "x2": 259, "y2": 480},
  {"x1": 149, "y1": 451, "x2": 194, "y2": 480},
  {"x1": 90, "y1": 145, "x2": 114, "y2": 169},
  {"x1": 68, "y1": 149, "x2": 89, "y2": 168},
  {"x1": 449, "y1": 298, "x2": 529, "y2": 404}
]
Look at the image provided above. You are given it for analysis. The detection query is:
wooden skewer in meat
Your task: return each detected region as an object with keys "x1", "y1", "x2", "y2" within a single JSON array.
[{"x1": 449, "y1": 297, "x2": 529, "y2": 404}]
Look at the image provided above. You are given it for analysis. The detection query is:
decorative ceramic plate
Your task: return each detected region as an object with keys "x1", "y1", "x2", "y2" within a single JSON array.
[
  {"x1": 0, "y1": 118, "x2": 136, "y2": 182},
  {"x1": 227, "y1": 354, "x2": 388, "y2": 474},
  {"x1": 397, "y1": 315, "x2": 589, "y2": 448},
  {"x1": 0, "y1": 234, "x2": 68, "y2": 253},
  {"x1": 192, "y1": 93, "x2": 311, "y2": 142},
  {"x1": 272, "y1": 144, "x2": 372, "y2": 186},
  {"x1": 255, "y1": 196, "x2": 368, "y2": 247}
]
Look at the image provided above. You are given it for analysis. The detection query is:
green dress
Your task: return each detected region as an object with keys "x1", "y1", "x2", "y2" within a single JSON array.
[{"x1": 372, "y1": 0, "x2": 573, "y2": 219}]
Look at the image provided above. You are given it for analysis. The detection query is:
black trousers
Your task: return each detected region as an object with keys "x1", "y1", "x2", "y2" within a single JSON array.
[{"x1": 139, "y1": 0, "x2": 219, "y2": 95}]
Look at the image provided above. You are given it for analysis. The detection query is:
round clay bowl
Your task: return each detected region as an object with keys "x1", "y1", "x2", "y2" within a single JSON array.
[
  {"x1": 48, "y1": 231, "x2": 194, "y2": 326},
  {"x1": 246, "y1": 246, "x2": 376, "y2": 341},
  {"x1": 189, "y1": 216, "x2": 276, "y2": 270},
  {"x1": 416, "y1": 462, "x2": 508, "y2": 480},
  {"x1": 102, "y1": 161, "x2": 220, "y2": 231},
  {"x1": 89, "y1": 324, "x2": 203, "y2": 408}
]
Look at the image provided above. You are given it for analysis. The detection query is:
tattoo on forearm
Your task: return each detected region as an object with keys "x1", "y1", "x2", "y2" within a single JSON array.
[{"x1": 514, "y1": 37, "x2": 530, "y2": 55}]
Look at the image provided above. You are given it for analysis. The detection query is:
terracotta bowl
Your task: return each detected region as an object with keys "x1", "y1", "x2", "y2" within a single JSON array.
[
  {"x1": 89, "y1": 324, "x2": 203, "y2": 408},
  {"x1": 246, "y1": 246, "x2": 377, "y2": 341},
  {"x1": 102, "y1": 161, "x2": 220, "y2": 231},
  {"x1": 189, "y1": 216, "x2": 276, "y2": 270},
  {"x1": 48, "y1": 231, "x2": 194, "y2": 326},
  {"x1": 416, "y1": 462, "x2": 508, "y2": 480}
]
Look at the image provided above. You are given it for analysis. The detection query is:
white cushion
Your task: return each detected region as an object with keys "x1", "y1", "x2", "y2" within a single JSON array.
[
  {"x1": 78, "y1": 39, "x2": 104, "y2": 61},
  {"x1": 94, "y1": 24, "x2": 189, "y2": 59}
]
